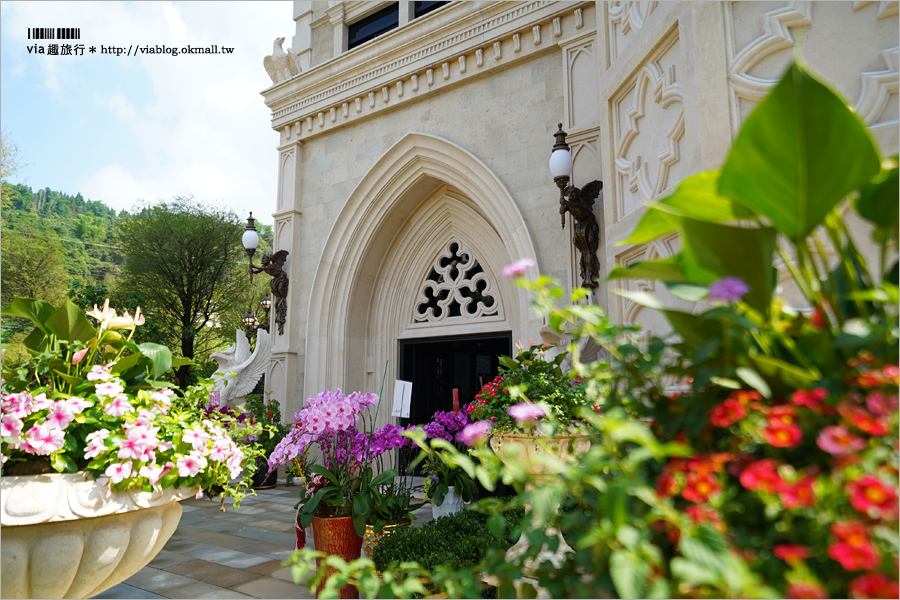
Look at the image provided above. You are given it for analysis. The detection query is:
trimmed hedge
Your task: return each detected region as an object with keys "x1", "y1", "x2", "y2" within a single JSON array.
[{"x1": 372, "y1": 507, "x2": 522, "y2": 574}]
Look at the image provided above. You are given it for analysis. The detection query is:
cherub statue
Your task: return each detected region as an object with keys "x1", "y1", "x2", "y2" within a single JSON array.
[
  {"x1": 560, "y1": 180, "x2": 602, "y2": 289},
  {"x1": 250, "y1": 250, "x2": 289, "y2": 335}
]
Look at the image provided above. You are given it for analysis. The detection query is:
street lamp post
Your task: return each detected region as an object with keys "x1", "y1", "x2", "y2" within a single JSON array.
[
  {"x1": 241, "y1": 214, "x2": 290, "y2": 335},
  {"x1": 549, "y1": 123, "x2": 603, "y2": 290}
]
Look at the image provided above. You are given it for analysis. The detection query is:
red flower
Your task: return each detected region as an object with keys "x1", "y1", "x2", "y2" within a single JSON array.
[
  {"x1": 782, "y1": 475, "x2": 817, "y2": 510},
  {"x1": 740, "y1": 459, "x2": 785, "y2": 494},
  {"x1": 792, "y1": 388, "x2": 829, "y2": 413},
  {"x1": 774, "y1": 544, "x2": 811, "y2": 565},
  {"x1": 761, "y1": 420, "x2": 804, "y2": 447},
  {"x1": 787, "y1": 582, "x2": 828, "y2": 599},
  {"x1": 685, "y1": 505, "x2": 726, "y2": 532},
  {"x1": 828, "y1": 521, "x2": 881, "y2": 571},
  {"x1": 709, "y1": 398, "x2": 747, "y2": 427},
  {"x1": 810, "y1": 305, "x2": 827, "y2": 330},
  {"x1": 817, "y1": 425, "x2": 867, "y2": 456},
  {"x1": 849, "y1": 573, "x2": 900, "y2": 599},
  {"x1": 848, "y1": 475, "x2": 899, "y2": 520},
  {"x1": 838, "y1": 403, "x2": 890, "y2": 437},
  {"x1": 682, "y1": 472, "x2": 720, "y2": 503},
  {"x1": 883, "y1": 364, "x2": 899, "y2": 383}
]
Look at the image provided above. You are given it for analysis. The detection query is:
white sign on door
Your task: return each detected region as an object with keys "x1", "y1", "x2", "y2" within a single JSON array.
[{"x1": 392, "y1": 380, "x2": 413, "y2": 418}]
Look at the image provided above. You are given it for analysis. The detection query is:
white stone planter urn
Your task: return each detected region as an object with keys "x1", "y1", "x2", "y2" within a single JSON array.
[
  {"x1": 1, "y1": 472, "x2": 196, "y2": 599},
  {"x1": 431, "y1": 485, "x2": 464, "y2": 519}
]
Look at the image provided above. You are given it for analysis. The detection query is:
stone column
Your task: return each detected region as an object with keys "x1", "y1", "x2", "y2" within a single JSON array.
[
  {"x1": 291, "y1": 0, "x2": 314, "y2": 71},
  {"x1": 327, "y1": 3, "x2": 348, "y2": 57},
  {"x1": 268, "y1": 121, "x2": 303, "y2": 421}
]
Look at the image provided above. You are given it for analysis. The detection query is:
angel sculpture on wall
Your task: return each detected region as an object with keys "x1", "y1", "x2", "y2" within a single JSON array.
[
  {"x1": 211, "y1": 329, "x2": 273, "y2": 409},
  {"x1": 560, "y1": 179, "x2": 603, "y2": 289},
  {"x1": 250, "y1": 249, "x2": 289, "y2": 335}
]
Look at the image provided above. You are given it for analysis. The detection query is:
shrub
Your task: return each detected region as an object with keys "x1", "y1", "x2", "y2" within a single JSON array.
[{"x1": 372, "y1": 507, "x2": 522, "y2": 574}]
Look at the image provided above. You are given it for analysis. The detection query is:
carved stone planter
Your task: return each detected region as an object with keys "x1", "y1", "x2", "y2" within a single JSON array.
[{"x1": 1, "y1": 472, "x2": 196, "y2": 599}]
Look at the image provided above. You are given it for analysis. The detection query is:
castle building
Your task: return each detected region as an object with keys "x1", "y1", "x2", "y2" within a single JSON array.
[{"x1": 260, "y1": 1, "x2": 898, "y2": 424}]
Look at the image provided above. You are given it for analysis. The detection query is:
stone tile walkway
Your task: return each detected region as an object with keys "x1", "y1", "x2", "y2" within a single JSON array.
[{"x1": 93, "y1": 481, "x2": 434, "y2": 599}]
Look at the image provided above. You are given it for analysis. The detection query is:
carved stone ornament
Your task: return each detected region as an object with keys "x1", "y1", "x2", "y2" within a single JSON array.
[
  {"x1": 414, "y1": 241, "x2": 499, "y2": 323},
  {"x1": 263, "y1": 37, "x2": 302, "y2": 85}
]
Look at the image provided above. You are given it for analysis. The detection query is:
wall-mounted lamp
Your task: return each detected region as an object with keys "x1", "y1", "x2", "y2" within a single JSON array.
[
  {"x1": 242, "y1": 213, "x2": 290, "y2": 335},
  {"x1": 549, "y1": 124, "x2": 603, "y2": 290}
]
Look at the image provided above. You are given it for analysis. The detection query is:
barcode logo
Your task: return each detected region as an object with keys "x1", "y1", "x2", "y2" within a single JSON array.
[{"x1": 27, "y1": 27, "x2": 81, "y2": 40}]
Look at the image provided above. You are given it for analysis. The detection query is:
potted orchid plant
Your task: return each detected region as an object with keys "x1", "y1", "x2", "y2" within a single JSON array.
[
  {"x1": 0, "y1": 297, "x2": 266, "y2": 599},
  {"x1": 417, "y1": 409, "x2": 477, "y2": 517}
]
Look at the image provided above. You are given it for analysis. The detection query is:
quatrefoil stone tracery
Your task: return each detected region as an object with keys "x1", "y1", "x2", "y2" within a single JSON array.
[{"x1": 414, "y1": 241, "x2": 499, "y2": 323}]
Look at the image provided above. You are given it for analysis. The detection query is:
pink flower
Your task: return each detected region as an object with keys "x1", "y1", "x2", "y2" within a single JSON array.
[
  {"x1": 105, "y1": 461, "x2": 133, "y2": 484},
  {"x1": 507, "y1": 402, "x2": 546, "y2": 425},
  {"x1": 708, "y1": 277, "x2": 750, "y2": 303},
  {"x1": 95, "y1": 381, "x2": 124, "y2": 398},
  {"x1": 45, "y1": 402, "x2": 75, "y2": 430},
  {"x1": 62, "y1": 396, "x2": 92, "y2": 414},
  {"x1": 176, "y1": 452, "x2": 208, "y2": 477},
  {"x1": 84, "y1": 441, "x2": 107, "y2": 459},
  {"x1": 86, "y1": 429, "x2": 110, "y2": 445},
  {"x1": 182, "y1": 426, "x2": 211, "y2": 452},
  {"x1": 865, "y1": 390, "x2": 898, "y2": 416},
  {"x1": 71, "y1": 347, "x2": 89, "y2": 365},
  {"x1": 501, "y1": 257, "x2": 536, "y2": 277},
  {"x1": 227, "y1": 451, "x2": 244, "y2": 477},
  {"x1": 1, "y1": 413, "x2": 23, "y2": 439},
  {"x1": 30, "y1": 393, "x2": 54, "y2": 412},
  {"x1": 104, "y1": 395, "x2": 133, "y2": 417},
  {"x1": 817, "y1": 425, "x2": 866, "y2": 456},
  {"x1": 208, "y1": 445, "x2": 229, "y2": 462},
  {"x1": 87, "y1": 364, "x2": 113, "y2": 382},
  {"x1": 139, "y1": 464, "x2": 166, "y2": 485},
  {"x1": 117, "y1": 427, "x2": 151, "y2": 460},
  {"x1": 457, "y1": 420, "x2": 492, "y2": 446},
  {"x1": 24, "y1": 423, "x2": 66, "y2": 455}
]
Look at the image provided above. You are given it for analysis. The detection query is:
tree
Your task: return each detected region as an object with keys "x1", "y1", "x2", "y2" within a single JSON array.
[
  {"x1": 0, "y1": 225, "x2": 70, "y2": 307},
  {"x1": 117, "y1": 197, "x2": 247, "y2": 387}
]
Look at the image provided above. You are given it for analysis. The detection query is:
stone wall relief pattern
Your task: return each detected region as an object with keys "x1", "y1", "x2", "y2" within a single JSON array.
[
  {"x1": 607, "y1": 1, "x2": 658, "y2": 61},
  {"x1": 279, "y1": 149, "x2": 295, "y2": 212},
  {"x1": 413, "y1": 240, "x2": 500, "y2": 324},
  {"x1": 612, "y1": 31, "x2": 685, "y2": 221},
  {"x1": 564, "y1": 39, "x2": 599, "y2": 131},
  {"x1": 268, "y1": 2, "x2": 592, "y2": 138},
  {"x1": 726, "y1": 2, "x2": 899, "y2": 133}
]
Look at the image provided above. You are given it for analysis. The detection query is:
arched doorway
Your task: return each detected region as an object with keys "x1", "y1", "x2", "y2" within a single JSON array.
[{"x1": 305, "y1": 132, "x2": 541, "y2": 427}]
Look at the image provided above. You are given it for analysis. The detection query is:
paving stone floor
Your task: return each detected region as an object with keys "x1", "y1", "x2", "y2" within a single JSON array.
[{"x1": 93, "y1": 481, "x2": 434, "y2": 599}]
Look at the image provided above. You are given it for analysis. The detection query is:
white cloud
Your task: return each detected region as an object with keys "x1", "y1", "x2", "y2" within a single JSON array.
[{"x1": 2, "y1": 1, "x2": 291, "y2": 223}]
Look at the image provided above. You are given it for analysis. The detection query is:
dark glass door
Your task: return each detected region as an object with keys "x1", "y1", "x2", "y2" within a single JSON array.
[{"x1": 398, "y1": 332, "x2": 512, "y2": 427}]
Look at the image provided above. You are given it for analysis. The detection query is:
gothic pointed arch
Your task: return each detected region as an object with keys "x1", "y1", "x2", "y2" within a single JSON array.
[{"x1": 304, "y1": 132, "x2": 540, "y2": 420}]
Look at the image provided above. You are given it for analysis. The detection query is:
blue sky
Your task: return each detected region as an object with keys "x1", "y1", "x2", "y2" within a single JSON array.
[{"x1": 1, "y1": 1, "x2": 295, "y2": 224}]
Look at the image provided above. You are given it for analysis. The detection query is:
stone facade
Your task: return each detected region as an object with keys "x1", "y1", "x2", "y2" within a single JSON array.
[{"x1": 261, "y1": 1, "x2": 899, "y2": 422}]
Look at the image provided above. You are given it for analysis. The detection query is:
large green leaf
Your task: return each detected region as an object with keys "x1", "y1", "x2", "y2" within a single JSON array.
[
  {"x1": 664, "y1": 310, "x2": 725, "y2": 351},
  {"x1": 854, "y1": 159, "x2": 898, "y2": 244},
  {"x1": 620, "y1": 171, "x2": 757, "y2": 246},
  {"x1": 608, "y1": 255, "x2": 688, "y2": 283},
  {"x1": 719, "y1": 60, "x2": 881, "y2": 241},
  {"x1": 46, "y1": 300, "x2": 97, "y2": 344},
  {"x1": 679, "y1": 218, "x2": 777, "y2": 316},
  {"x1": 610, "y1": 549, "x2": 649, "y2": 599},
  {"x1": 137, "y1": 343, "x2": 172, "y2": 378},
  {"x1": 1, "y1": 297, "x2": 56, "y2": 335}
]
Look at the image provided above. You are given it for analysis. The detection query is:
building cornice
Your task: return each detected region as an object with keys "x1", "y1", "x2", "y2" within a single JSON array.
[{"x1": 262, "y1": 1, "x2": 594, "y2": 141}]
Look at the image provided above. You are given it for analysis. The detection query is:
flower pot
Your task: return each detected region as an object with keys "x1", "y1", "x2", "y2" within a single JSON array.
[
  {"x1": 311, "y1": 515, "x2": 363, "y2": 599},
  {"x1": 362, "y1": 520, "x2": 410, "y2": 560},
  {"x1": 251, "y1": 457, "x2": 278, "y2": 489},
  {"x1": 431, "y1": 485, "x2": 464, "y2": 519},
  {"x1": 0, "y1": 472, "x2": 196, "y2": 599}
]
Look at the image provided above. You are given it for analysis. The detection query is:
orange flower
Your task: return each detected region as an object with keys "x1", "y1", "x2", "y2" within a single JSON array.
[
  {"x1": 709, "y1": 398, "x2": 747, "y2": 427},
  {"x1": 848, "y1": 475, "x2": 899, "y2": 520}
]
